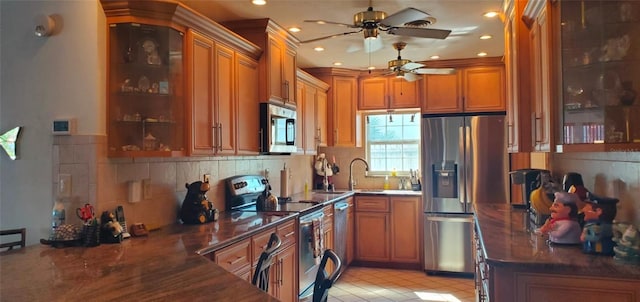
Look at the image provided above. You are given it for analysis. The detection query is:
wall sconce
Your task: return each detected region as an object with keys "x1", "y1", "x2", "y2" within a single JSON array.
[{"x1": 34, "y1": 14, "x2": 56, "y2": 37}]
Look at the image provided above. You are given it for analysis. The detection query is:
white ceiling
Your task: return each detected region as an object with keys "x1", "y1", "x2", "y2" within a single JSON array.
[{"x1": 181, "y1": 0, "x2": 505, "y2": 71}]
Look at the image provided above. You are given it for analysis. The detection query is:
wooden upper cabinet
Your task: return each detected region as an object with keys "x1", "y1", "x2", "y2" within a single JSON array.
[
  {"x1": 305, "y1": 68, "x2": 359, "y2": 147},
  {"x1": 215, "y1": 43, "x2": 236, "y2": 154},
  {"x1": 223, "y1": 19, "x2": 299, "y2": 108},
  {"x1": 421, "y1": 58, "x2": 506, "y2": 114},
  {"x1": 103, "y1": 1, "x2": 262, "y2": 158},
  {"x1": 360, "y1": 77, "x2": 420, "y2": 110},
  {"x1": 236, "y1": 53, "x2": 260, "y2": 154},
  {"x1": 359, "y1": 78, "x2": 388, "y2": 110},
  {"x1": 463, "y1": 66, "x2": 506, "y2": 112},
  {"x1": 297, "y1": 69, "x2": 330, "y2": 154},
  {"x1": 187, "y1": 29, "x2": 216, "y2": 156},
  {"x1": 422, "y1": 73, "x2": 462, "y2": 113},
  {"x1": 531, "y1": 5, "x2": 552, "y2": 152},
  {"x1": 389, "y1": 78, "x2": 420, "y2": 108},
  {"x1": 187, "y1": 30, "x2": 260, "y2": 156}
]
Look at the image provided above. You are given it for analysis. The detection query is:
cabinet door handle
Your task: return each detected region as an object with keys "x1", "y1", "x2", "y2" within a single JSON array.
[
  {"x1": 284, "y1": 231, "x2": 295, "y2": 238},
  {"x1": 218, "y1": 122, "x2": 223, "y2": 152},
  {"x1": 212, "y1": 124, "x2": 218, "y2": 151},
  {"x1": 279, "y1": 258, "x2": 284, "y2": 286}
]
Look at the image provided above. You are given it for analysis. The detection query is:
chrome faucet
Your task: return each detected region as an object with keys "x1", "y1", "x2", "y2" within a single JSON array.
[{"x1": 348, "y1": 157, "x2": 369, "y2": 190}]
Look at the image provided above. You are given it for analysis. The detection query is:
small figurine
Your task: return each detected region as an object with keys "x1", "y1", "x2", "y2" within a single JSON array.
[
  {"x1": 580, "y1": 193, "x2": 618, "y2": 255},
  {"x1": 180, "y1": 180, "x2": 217, "y2": 224},
  {"x1": 613, "y1": 223, "x2": 640, "y2": 264},
  {"x1": 100, "y1": 211, "x2": 123, "y2": 244},
  {"x1": 536, "y1": 192, "x2": 582, "y2": 245}
]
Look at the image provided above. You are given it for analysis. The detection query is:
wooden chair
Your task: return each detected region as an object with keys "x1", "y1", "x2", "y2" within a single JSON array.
[
  {"x1": 1, "y1": 228, "x2": 26, "y2": 251},
  {"x1": 251, "y1": 233, "x2": 282, "y2": 292},
  {"x1": 312, "y1": 249, "x2": 342, "y2": 302}
]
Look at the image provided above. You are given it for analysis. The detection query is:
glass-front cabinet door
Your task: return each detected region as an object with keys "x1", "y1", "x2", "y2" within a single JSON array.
[
  {"x1": 559, "y1": 1, "x2": 640, "y2": 152},
  {"x1": 108, "y1": 23, "x2": 185, "y2": 157}
]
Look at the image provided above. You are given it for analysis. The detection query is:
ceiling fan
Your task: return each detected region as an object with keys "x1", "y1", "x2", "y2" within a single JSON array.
[
  {"x1": 380, "y1": 42, "x2": 456, "y2": 82},
  {"x1": 301, "y1": 0, "x2": 452, "y2": 52}
]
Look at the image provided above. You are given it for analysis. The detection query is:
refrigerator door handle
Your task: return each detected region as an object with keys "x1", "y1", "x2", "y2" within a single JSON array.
[
  {"x1": 458, "y1": 126, "x2": 465, "y2": 204},
  {"x1": 465, "y1": 125, "x2": 472, "y2": 205}
]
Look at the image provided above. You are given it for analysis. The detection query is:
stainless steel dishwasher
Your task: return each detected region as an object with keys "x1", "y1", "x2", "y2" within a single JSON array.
[
  {"x1": 333, "y1": 200, "x2": 348, "y2": 275},
  {"x1": 298, "y1": 209, "x2": 325, "y2": 299}
]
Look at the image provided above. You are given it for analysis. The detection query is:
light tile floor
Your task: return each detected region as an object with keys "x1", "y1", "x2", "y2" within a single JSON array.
[{"x1": 328, "y1": 267, "x2": 476, "y2": 302}]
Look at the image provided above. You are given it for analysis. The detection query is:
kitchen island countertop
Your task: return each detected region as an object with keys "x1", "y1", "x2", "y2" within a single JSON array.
[
  {"x1": 474, "y1": 203, "x2": 640, "y2": 278},
  {"x1": 0, "y1": 211, "x2": 296, "y2": 302}
]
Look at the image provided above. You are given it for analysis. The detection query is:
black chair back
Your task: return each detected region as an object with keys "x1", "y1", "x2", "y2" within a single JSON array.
[
  {"x1": 251, "y1": 233, "x2": 282, "y2": 292},
  {"x1": 312, "y1": 249, "x2": 342, "y2": 302}
]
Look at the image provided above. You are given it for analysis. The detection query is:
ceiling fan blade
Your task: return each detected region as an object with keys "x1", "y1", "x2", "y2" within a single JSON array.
[
  {"x1": 387, "y1": 27, "x2": 451, "y2": 39},
  {"x1": 413, "y1": 68, "x2": 456, "y2": 75},
  {"x1": 304, "y1": 20, "x2": 357, "y2": 28},
  {"x1": 403, "y1": 72, "x2": 421, "y2": 82},
  {"x1": 363, "y1": 36, "x2": 383, "y2": 53},
  {"x1": 300, "y1": 30, "x2": 362, "y2": 44},
  {"x1": 380, "y1": 7, "x2": 431, "y2": 27},
  {"x1": 401, "y1": 62, "x2": 425, "y2": 71}
]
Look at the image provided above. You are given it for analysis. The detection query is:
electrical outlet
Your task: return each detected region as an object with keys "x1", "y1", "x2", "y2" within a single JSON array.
[{"x1": 203, "y1": 174, "x2": 210, "y2": 183}]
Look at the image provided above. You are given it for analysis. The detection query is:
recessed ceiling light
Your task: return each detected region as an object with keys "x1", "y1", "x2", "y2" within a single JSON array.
[
  {"x1": 252, "y1": 0, "x2": 266, "y2": 5},
  {"x1": 477, "y1": 52, "x2": 488, "y2": 57},
  {"x1": 367, "y1": 66, "x2": 376, "y2": 70},
  {"x1": 289, "y1": 27, "x2": 300, "y2": 33},
  {"x1": 480, "y1": 35, "x2": 492, "y2": 40},
  {"x1": 333, "y1": 62, "x2": 342, "y2": 66},
  {"x1": 483, "y1": 11, "x2": 499, "y2": 18},
  {"x1": 314, "y1": 46, "x2": 324, "y2": 52},
  {"x1": 430, "y1": 55, "x2": 440, "y2": 59}
]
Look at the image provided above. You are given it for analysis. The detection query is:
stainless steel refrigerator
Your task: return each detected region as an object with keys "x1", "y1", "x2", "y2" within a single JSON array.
[{"x1": 421, "y1": 113, "x2": 508, "y2": 274}]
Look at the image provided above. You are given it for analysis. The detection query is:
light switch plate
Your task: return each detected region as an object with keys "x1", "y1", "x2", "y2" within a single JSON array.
[{"x1": 59, "y1": 174, "x2": 71, "y2": 197}]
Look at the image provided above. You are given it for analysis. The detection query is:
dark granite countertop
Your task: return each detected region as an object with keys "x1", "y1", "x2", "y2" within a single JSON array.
[
  {"x1": 0, "y1": 211, "x2": 294, "y2": 302},
  {"x1": 474, "y1": 203, "x2": 640, "y2": 279}
]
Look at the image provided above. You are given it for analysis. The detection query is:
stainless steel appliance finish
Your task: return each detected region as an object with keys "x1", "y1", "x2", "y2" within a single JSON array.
[
  {"x1": 298, "y1": 209, "x2": 325, "y2": 299},
  {"x1": 421, "y1": 113, "x2": 508, "y2": 274},
  {"x1": 333, "y1": 201, "x2": 349, "y2": 275},
  {"x1": 260, "y1": 103, "x2": 297, "y2": 154}
]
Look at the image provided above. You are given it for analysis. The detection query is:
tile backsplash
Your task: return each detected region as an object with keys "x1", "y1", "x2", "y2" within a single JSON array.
[{"x1": 53, "y1": 135, "x2": 313, "y2": 229}]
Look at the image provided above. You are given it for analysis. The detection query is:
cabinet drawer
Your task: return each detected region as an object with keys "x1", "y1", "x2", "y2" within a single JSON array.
[
  {"x1": 355, "y1": 196, "x2": 389, "y2": 212},
  {"x1": 214, "y1": 238, "x2": 251, "y2": 273},
  {"x1": 252, "y1": 229, "x2": 276, "y2": 264},
  {"x1": 277, "y1": 219, "x2": 297, "y2": 248}
]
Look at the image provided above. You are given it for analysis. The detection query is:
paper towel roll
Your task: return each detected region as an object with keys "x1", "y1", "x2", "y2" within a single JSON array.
[{"x1": 280, "y1": 168, "x2": 290, "y2": 198}]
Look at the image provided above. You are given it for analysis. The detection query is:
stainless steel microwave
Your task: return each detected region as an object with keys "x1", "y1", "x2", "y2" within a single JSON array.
[{"x1": 260, "y1": 103, "x2": 296, "y2": 154}]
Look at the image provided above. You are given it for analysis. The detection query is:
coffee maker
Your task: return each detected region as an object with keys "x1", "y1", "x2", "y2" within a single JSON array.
[{"x1": 509, "y1": 169, "x2": 550, "y2": 208}]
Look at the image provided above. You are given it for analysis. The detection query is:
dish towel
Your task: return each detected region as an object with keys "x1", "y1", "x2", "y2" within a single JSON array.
[{"x1": 312, "y1": 218, "x2": 324, "y2": 264}]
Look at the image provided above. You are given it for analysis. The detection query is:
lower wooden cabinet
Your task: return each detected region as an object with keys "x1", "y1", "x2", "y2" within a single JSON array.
[
  {"x1": 473, "y1": 222, "x2": 640, "y2": 302},
  {"x1": 212, "y1": 219, "x2": 297, "y2": 302},
  {"x1": 346, "y1": 197, "x2": 355, "y2": 266},
  {"x1": 354, "y1": 195, "x2": 420, "y2": 265},
  {"x1": 212, "y1": 237, "x2": 252, "y2": 277}
]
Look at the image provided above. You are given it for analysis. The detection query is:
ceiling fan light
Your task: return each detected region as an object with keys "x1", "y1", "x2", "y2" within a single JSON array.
[
  {"x1": 364, "y1": 28, "x2": 378, "y2": 40},
  {"x1": 395, "y1": 71, "x2": 405, "y2": 78}
]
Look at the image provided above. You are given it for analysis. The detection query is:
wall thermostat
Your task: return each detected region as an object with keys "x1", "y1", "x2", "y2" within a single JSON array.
[{"x1": 52, "y1": 119, "x2": 76, "y2": 135}]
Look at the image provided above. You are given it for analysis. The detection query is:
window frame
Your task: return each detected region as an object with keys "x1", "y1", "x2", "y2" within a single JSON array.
[{"x1": 363, "y1": 110, "x2": 421, "y2": 177}]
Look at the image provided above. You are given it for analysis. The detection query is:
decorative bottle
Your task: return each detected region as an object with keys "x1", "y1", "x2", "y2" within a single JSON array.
[{"x1": 50, "y1": 200, "x2": 66, "y2": 239}]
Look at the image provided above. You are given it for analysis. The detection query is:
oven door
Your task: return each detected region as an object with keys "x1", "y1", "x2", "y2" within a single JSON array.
[{"x1": 298, "y1": 210, "x2": 324, "y2": 299}]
